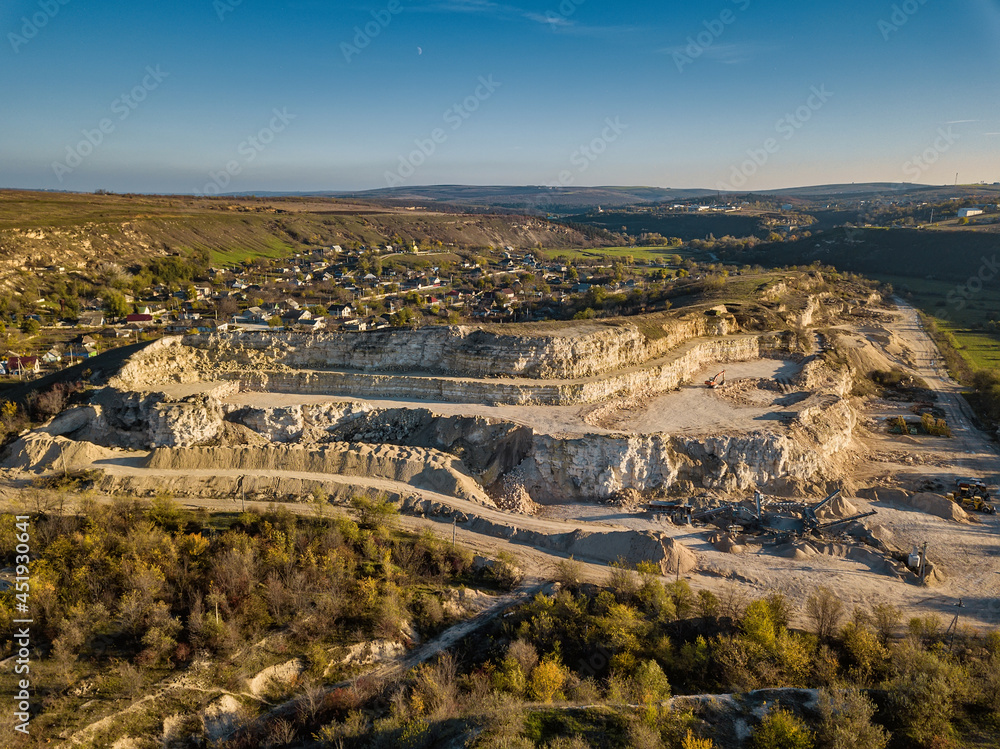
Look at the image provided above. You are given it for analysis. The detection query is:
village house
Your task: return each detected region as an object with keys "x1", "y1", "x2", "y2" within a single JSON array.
[
  {"x1": 6, "y1": 356, "x2": 40, "y2": 376},
  {"x1": 77, "y1": 311, "x2": 106, "y2": 327},
  {"x1": 327, "y1": 304, "x2": 354, "y2": 319}
]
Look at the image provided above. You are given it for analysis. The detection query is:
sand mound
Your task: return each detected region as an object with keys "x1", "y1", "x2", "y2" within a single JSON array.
[
  {"x1": 1, "y1": 434, "x2": 117, "y2": 472},
  {"x1": 816, "y1": 494, "x2": 860, "y2": 520},
  {"x1": 907, "y1": 492, "x2": 971, "y2": 523},
  {"x1": 709, "y1": 531, "x2": 745, "y2": 554},
  {"x1": 562, "y1": 530, "x2": 697, "y2": 575},
  {"x1": 211, "y1": 421, "x2": 271, "y2": 447},
  {"x1": 655, "y1": 536, "x2": 698, "y2": 574},
  {"x1": 466, "y1": 519, "x2": 697, "y2": 575},
  {"x1": 776, "y1": 541, "x2": 818, "y2": 560},
  {"x1": 924, "y1": 562, "x2": 946, "y2": 586},
  {"x1": 834, "y1": 331, "x2": 900, "y2": 376},
  {"x1": 861, "y1": 487, "x2": 971, "y2": 523},
  {"x1": 848, "y1": 523, "x2": 900, "y2": 554}
]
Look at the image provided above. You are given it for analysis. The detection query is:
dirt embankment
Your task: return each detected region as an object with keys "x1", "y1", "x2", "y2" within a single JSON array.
[{"x1": 143, "y1": 443, "x2": 488, "y2": 502}]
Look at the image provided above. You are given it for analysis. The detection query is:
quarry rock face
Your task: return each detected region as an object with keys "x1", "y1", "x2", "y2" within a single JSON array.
[
  {"x1": 517, "y1": 407, "x2": 854, "y2": 501},
  {"x1": 112, "y1": 327, "x2": 791, "y2": 408},
  {"x1": 16, "y1": 293, "x2": 863, "y2": 505},
  {"x1": 83, "y1": 385, "x2": 236, "y2": 448},
  {"x1": 167, "y1": 310, "x2": 739, "y2": 381}
]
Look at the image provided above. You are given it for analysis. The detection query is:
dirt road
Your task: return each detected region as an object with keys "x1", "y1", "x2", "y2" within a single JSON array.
[{"x1": 891, "y1": 299, "x2": 999, "y2": 485}]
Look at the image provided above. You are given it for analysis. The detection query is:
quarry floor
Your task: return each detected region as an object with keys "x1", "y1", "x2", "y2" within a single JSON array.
[{"x1": 220, "y1": 357, "x2": 805, "y2": 437}]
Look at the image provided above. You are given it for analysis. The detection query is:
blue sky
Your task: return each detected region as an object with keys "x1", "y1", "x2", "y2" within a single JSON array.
[{"x1": 1, "y1": 0, "x2": 999, "y2": 193}]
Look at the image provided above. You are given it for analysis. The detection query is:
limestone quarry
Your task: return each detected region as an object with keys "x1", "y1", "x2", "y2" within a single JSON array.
[{"x1": 4, "y1": 284, "x2": 1000, "y2": 627}]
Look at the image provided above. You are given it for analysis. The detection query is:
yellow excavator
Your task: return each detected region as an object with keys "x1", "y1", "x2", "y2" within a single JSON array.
[{"x1": 705, "y1": 370, "x2": 726, "y2": 388}]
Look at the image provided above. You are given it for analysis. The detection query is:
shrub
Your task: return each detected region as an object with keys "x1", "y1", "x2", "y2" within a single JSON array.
[
  {"x1": 488, "y1": 551, "x2": 523, "y2": 590},
  {"x1": 885, "y1": 643, "x2": 967, "y2": 748},
  {"x1": 815, "y1": 687, "x2": 889, "y2": 749},
  {"x1": 30, "y1": 388, "x2": 66, "y2": 420},
  {"x1": 412, "y1": 652, "x2": 459, "y2": 719},
  {"x1": 696, "y1": 589, "x2": 721, "y2": 621},
  {"x1": 350, "y1": 495, "x2": 398, "y2": 533},
  {"x1": 543, "y1": 737, "x2": 592, "y2": 749},
  {"x1": 607, "y1": 557, "x2": 639, "y2": 600},
  {"x1": 682, "y1": 731, "x2": 714, "y2": 749},
  {"x1": 528, "y1": 656, "x2": 568, "y2": 703},
  {"x1": 666, "y1": 579, "x2": 696, "y2": 618},
  {"x1": 493, "y1": 655, "x2": 527, "y2": 697},
  {"x1": 555, "y1": 556, "x2": 584, "y2": 590},
  {"x1": 636, "y1": 562, "x2": 675, "y2": 620},
  {"x1": 508, "y1": 639, "x2": 539, "y2": 675},
  {"x1": 751, "y1": 707, "x2": 814, "y2": 749},
  {"x1": 806, "y1": 587, "x2": 844, "y2": 641},
  {"x1": 840, "y1": 622, "x2": 890, "y2": 686},
  {"x1": 146, "y1": 493, "x2": 189, "y2": 532},
  {"x1": 870, "y1": 603, "x2": 901, "y2": 644},
  {"x1": 413, "y1": 593, "x2": 445, "y2": 630},
  {"x1": 629, "y1": 659, "x2": 671, "y2": 705}
]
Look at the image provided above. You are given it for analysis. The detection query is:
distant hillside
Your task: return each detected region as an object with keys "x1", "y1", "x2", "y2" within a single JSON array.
[
  {"x1": 236, "y1": 182, "x2": 1000, "y2": 213},
  {"x1": 0, "y1": 190, "x2": 615, "y2": 283},
  {"x1": 764, "y1": 182, "x2": 1000, "y2": 203},
  {"x1": 566, "y1": 211, "x2": 774, "y2": 242},
  {"x1": 722, "y1": 227, "x2": 1000, "y2": 284},
  {"x1": 276, "y1": 185, "x2": 717, "y2": 213}
]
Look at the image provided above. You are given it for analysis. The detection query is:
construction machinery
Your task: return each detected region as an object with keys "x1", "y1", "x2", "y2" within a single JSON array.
[
  {"x1": 800, "y1": 488, "x2": 877, "y2": 533},
  {"x1": 949, "y1": 479, "x2": 995, "y2": 514},
  {"x1": 705, "y1": 370, "x2": 726, "y2": 388}
]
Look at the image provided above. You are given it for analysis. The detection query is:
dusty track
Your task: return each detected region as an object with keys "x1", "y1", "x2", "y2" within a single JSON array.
[{"x1": 892, "y1": 299, "x2": 999, "y2": 482}]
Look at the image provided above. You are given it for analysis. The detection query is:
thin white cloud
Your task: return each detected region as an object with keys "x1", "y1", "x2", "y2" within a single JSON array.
[
  {"x1": 420, "y1": 0, "x2": 633, "y2": 35},
  {"x1": 983, "y1": 132, "x2": 1000, "y2": 136},
  {"x1": 426, "y1": 0, "x2": 563, "y2": 25},
  {"x1": 657, "y1": 42, "x2": 773, "y2": 64},
  {"x1": 946, "y1": 119, "x2": 980, "y2": 124}
]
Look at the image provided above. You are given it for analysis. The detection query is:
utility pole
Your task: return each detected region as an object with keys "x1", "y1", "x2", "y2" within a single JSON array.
[{"x1": 452, "y1": 515, "x2": 457, "y2": 547}]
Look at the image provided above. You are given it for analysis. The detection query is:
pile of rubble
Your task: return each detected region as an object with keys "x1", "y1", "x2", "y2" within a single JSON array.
[{"x1": 491, "y1": 469, "x2": 538, "y2": 515}]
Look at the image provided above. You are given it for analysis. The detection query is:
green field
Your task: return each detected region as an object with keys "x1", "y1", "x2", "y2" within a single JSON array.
[
  {"x1": 541, "y1": 246, "x2": 697, "y2": 264},
  {"x1": 209, "y1": 239, "x2": 298, "y2": 267},
  {"x1": 382, "y1": 251, "x2": 465, "y2": 269},
  {"x1": 869, "y1": 273, "x2": 1000, "y2": 373}
]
